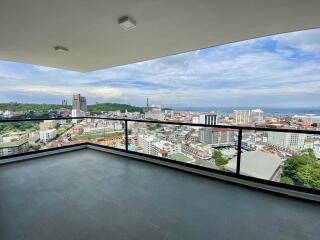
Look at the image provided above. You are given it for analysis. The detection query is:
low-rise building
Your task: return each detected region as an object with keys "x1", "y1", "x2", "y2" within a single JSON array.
[
  {"x1": 39, "y1": 129, "x2": 57, "y2": 142},
  {"x1": 151, "y1": 140, "x2": 180, "y2": 157},
  {"x1": 39, "y1": 120, "x2": 58, "y2": 131},
  {"x1": 95, "y1": 135, "x2": 124, "y2": 148},
  {"x1": 71, "y1": 109, "x2": 85, "y2": 123},
  {"x1": 0, "y1": 139, "x2": 29, "y2": 156},
  {"x1": 73, "y1": 126, "x2": 84, "y2": 134},
  {"x1": 181, "y1": 143, "x2": 211, "y2": 160},
  {"x1": 145, "y1": 111, "x2": 165, "y2": 121},
  {"x1": 293, "y1": 114, "x2": 320, "y2": 125},
  {"x1": 225, "y1": 150, "x2": 283, "y2": 181},
  {"x1": 267, "y1": 131, "x2": 306, "y2": 152}
]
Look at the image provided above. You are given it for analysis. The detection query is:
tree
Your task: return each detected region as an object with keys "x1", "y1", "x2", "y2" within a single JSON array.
[
  {"x1": 304, "y1": 148, "x2": 316, "y2": 159},
  {"x1": 213, "y1": 149, "x2": 222, "y2": 159},
  {"x1": 296, "y1": 164, "x2": 320, "y2": 189},
  {"x1": 282, "y1": 155, "x2": 314, "y2": 184},
  {"x1": 148, "y1": 123, "x2": 162, "y2": 131},
  {"x1": 280, "y1": 176, "x2": 294, "y2": 185},
  {"x1": 282, "y1": 153, "x2": 320, "y2": 189},
  {"x1": 213, "y1": 149, "x2": 229, "y2": 168}
]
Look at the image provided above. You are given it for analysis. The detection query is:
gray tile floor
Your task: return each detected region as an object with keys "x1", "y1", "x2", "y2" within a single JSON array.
[{"x1": 0, "y1": 149, "x2": 319, "y2": 240}]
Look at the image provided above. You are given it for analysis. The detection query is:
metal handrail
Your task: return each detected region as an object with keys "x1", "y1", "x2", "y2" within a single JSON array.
[{"x1": 1, "y1": 116, "x2": 320, "y2": 134}]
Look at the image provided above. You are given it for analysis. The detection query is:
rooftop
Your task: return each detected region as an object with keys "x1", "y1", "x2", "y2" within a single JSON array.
[
  {"x1": 0, "y1": 139, "x2": 28, "y2": 148},
  {"x1": 1, "y1": 148, "x2": 319, "y2": 239},
  {"x1": 224, "y1": 150, "x2": 283, "y2": 180}
]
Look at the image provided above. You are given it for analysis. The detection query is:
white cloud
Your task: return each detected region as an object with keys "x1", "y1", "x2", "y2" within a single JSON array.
[
  {"x1": 0, "y1": 62, "x2": 24, "y2": 80},
  {"x1": 1, "y1": 28, "x2": 320, "y2": 108},
  {"x1": 273, "y1": 28, "x2": 320, "y2": 53},
  {"x1": 0, "y1": 85, "x2": 122, "y2": 101}
]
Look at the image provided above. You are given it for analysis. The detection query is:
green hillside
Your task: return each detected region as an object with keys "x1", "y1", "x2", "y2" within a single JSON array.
[
  {"x1": 88, "y1": 103, "x2": 143, "y2": 114},
  {"x1": 0, "y1": 102, "x2": 144, "y2": 114},
  {"x1": 0, "y1": 103, "x2": 71, "y2": 112}
]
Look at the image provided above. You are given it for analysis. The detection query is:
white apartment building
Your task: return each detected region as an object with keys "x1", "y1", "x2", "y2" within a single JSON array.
[
  {"x1": 251, "y1": 109, "x2": 264, "y2": 123},
  {"x1": 151, "y1": 140, "x2": 181, "y2": 157},
  {"x1": 199, "y1": 128, "x2": 235, "y2": 147},
  {"x1": 233, "y1": 110, "x2": 252, "y2": 124},
  {"x1": 39, "y1": 129, "x2": 57, "y2": 142},
  {"x1": 145, "y1": 111, "x2": 165, "y2": 121},
  {"x1": 192, "y1": 116, "x2": 200, "y2": 124},
  {"x1": 199, "y1": 113, "x2": 217, "y2": 125},
  {"x1": 71, "y1": 109, "x2": 86, "y2": 123},
  {"x1": 233, "y1": 109, "x2": 264, "y2": 124},
  {"x1": 3, "y1": 110, "x2": 13, "y2": 118},
  {"x1": 267, "y1": 131, "x2": 307, "y2": 152},
  {"x1": 113, "y1": 122, "x2": 123, "y2": 130},
  {"x1": 138, "y1": 135, "x2": 155, "y2": 155}
]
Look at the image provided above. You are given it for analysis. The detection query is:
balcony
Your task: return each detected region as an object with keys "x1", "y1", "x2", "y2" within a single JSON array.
[
  {"x1": 1, "y1": 147, "x2": 319, "y2": 240},
  {"x1": 0, "y1": 117, "x2": 320, "y2": 239}
]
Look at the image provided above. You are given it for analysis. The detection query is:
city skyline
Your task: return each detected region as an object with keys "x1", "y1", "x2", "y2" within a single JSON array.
[{"x1": 1, "y1": 28, "x2": 320, "y2": 108}]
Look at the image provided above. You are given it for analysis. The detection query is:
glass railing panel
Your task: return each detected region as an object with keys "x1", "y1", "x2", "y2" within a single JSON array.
[
  {"x1": 0, "y1": 120, "x2": 39, "y2": 156},
  {"x1": 2, "y1": 117, "x2": 319, "y2": 192},
  {"x1": 0, "y1": 119, "x2": 82, "y2": 157},
  {"x1": 236, "y1": 130, "x2": 320, "y2": 190},
  {"x1": 43, "y1": 118, "x2": 76, "y2": 148},
  {"x1": 128, "y1": 121, "x2": 238, "y2": 172},
  {"x1": 71, "y1": 118, "x2": 125, "y2": 149}
]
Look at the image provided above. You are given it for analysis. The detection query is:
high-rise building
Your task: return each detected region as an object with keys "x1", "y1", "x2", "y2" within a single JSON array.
[
  {"x1": 72, "y1": 94, "x2": 87, "y2": 112},
  {"x1": 199, "y1": 113, "x2": 217, "y2": 125},
  {"x1": 72, "y1": 94, "x2": 81, "y2": 110},
  {"x1": 199, "y1": 128, "x2": 235, "y2": 147},
  {"x1": 233, "y1": 110, "x2": 252, "y2": 124},
  {"x1": 251, "y1": 109, "x2": 264, "y2": 123},
  {"x1": 80, "y1": 96, "x2": 87, "y2": 112},
  {"x1": 61, "y1": 99, "x2": 68, "y2": 106},
  {"x1": 233, "y1": 109, "x2": 264, "y2": 124}
]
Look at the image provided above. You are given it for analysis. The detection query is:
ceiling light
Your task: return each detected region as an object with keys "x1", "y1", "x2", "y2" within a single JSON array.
[
  {"x1": 118, "y1": 16, "x2": 136, "y2": 30},
  {"x1": 54, "y1": 45, "x2": 69, "y2": 52}
]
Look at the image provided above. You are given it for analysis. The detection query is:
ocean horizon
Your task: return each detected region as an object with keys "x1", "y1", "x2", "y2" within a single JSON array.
[{"x1": 171, "y1": 106, "x2": 320, "y2": 116}]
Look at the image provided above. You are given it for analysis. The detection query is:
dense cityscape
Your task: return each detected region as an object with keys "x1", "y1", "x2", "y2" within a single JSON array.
[{"x1": 0, "y1": 93, "x2": 320, "y2": 189}]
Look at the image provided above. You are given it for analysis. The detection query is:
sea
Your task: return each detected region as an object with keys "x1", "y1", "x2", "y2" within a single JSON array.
[{"x1": 171, "y1": 107, "x2": 320, "y2": 117}]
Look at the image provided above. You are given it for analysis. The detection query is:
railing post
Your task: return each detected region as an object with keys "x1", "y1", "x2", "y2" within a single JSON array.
[
  {"x1": 236, "y1": 128, "x2": 242, "y2": 175},
  {"x1": 103, "y1": 120, "x2": 106, "y2": 144},
  {"x1": 125, "y1": 120, "x2": 128, "y2": 151}
]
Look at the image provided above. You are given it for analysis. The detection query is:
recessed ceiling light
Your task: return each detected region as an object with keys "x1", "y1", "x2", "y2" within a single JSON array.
[
  {"x1": 54, "y1": 45, "x2": 69, "y2": 52},
  {"x1": 118, "y1": 16, "x2": 136, "y2": 30}
]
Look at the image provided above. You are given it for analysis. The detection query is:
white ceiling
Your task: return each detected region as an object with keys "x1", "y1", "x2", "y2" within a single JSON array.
[{"x1": 0, "y1": 0, "x2": 320, "y2": 72}]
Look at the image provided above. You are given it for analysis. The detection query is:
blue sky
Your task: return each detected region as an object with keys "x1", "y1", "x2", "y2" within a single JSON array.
[{"x1": 1, "y1": 28, "x2": 320, "y2": 108}]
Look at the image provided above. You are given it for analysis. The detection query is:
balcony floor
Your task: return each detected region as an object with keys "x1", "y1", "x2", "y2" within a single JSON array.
[{"x1": 0, "y1": 149, "x2": 319, "y2": 240}]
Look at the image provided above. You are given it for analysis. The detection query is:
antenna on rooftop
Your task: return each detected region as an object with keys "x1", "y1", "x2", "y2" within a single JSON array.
[{"x1": 147, "y1": 98, "x2": 150, "y2": 111}]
